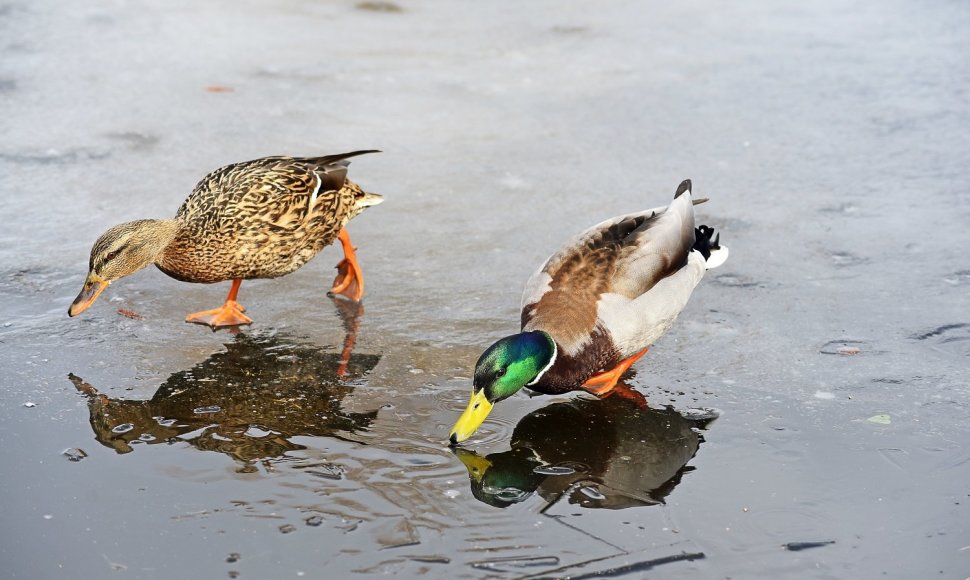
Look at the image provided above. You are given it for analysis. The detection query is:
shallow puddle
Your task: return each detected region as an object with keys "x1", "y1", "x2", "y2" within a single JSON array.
[{"x1": 2, "y1": 0, "x2": 969, "y2": 578}]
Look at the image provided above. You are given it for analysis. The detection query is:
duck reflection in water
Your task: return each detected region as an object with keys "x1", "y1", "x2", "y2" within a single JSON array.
[
  {"x1": 454, "y1": 389, "x2": 715, "y2": 509},
  {"x1": 69, "y1": 300, "x2": 378, "y2": 470}
]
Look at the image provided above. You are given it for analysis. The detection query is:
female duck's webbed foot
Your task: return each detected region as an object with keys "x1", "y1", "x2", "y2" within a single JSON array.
[
  {"x1": 580, "y1": 348, "x2": 649, "y2": 396},
  {"x1": 330, "y1": 228, "x2": 366, "y2": 302},
  {"x1": 186, "y1": 302, "x2": 252, "y2": 328},
  {"x1": 185, "y1": 279, "x2": 253, "y2": 328}
]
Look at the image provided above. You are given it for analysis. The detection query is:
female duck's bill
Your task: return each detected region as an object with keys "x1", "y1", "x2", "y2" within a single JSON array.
[{"x1": 68, "y1": 272, "x2": 110, "y2": 317}]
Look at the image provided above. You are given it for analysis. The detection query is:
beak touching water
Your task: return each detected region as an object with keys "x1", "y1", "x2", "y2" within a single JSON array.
[
  {"x1": 449, "y1": 389, "x2": 493, "y2": 446},
  {"x1": 68, "y1": 272, "x2": 109, "y2": 317},
  {"x1": 452, "y1": 448, "x2": 493, "y2": 483}
]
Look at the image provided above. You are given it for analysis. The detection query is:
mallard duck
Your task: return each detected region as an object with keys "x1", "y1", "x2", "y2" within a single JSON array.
[
  {"x1": 68, "y1": 150, "x2": 382, "y2": 328},
  {"x1": 449, "y1": 179, "x2": 728, "y2": 444}
]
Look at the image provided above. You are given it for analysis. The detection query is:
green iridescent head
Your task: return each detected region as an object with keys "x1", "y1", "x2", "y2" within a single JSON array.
[
  {"x1": 449, "y1": 331, "x2": 556, "y2": 445},
  {"x1": 474, "y1": 331, "x2": 557, "y2": 401}
]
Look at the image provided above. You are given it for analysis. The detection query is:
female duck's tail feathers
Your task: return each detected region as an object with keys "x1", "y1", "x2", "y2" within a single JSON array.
[{"x1": 694, "y1": 225, "x2": 729, "y2": 269}]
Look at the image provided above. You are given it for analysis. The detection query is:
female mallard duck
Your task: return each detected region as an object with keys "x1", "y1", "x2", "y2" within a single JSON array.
[
  {"x1": 69, "y1": 150, "x2": 382, "y2": 328},
  {"x1": 449, "y1": 179, "x2": 728, "y2": 444}
]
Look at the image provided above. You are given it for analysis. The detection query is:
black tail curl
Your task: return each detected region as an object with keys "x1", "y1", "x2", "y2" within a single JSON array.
[{"x1": 693, "y1": 225, "x2": 721, "y2": 260}]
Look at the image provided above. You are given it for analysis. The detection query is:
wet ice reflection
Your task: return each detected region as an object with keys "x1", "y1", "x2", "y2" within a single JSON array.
[
  {"x1": 68, "y1": 328, "x2": 379, "y2": 469},
  {"x1": 454, "y1": 391, "x2": 714, "y2": 509}
]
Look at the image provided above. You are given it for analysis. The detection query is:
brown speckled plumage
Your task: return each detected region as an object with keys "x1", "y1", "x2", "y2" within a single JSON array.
[
  {"x1": 159, "y1": 152, "x2": 378, "y2": 283},
  {"x1": 69, "y1": 150, "x2": 381, "y2": 323}
]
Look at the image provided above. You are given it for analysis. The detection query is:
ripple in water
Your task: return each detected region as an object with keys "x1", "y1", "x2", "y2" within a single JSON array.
[
  {"x1": 469, "y1": 413, "x2": 517, "y2": 447},
  {"x1": 111, "y1": 423, "x2": 134, "y2": 434},
  {"x1": 533, "y1": 465, "x2": 575, "y2": 476},
  {"x1": 427, "y1": 386, "x2": 469, "y2": 415},
  {"x1": 430, "y1": 388, "x2": 518, "y2": 446},
  {"x1": 482, "y1": 485, "x2": 532, "y2": 503}
]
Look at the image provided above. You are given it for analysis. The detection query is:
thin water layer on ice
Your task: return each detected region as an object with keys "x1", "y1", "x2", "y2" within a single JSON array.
[{"x1": 1, "y1": 0, "x2": 969, "y2": 578}]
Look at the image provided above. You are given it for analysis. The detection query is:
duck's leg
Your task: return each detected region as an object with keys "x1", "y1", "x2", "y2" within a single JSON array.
[
  {"x1": 185, "y1": 279, "x2": 253, "y2": 328},
  {"x1": 330, "y1": 228, "x2": 365, "y2": 302},
  {"x1": 580, "y1": 348, "x2": 649, "y2": 396}
]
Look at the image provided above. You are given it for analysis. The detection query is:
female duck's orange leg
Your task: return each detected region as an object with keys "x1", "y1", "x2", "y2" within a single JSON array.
[
  {"x1": 580, "y1": 348, "x2": 649, "y2": 396},
  {"x1": 185, "y1": 279, "x2": 253, "y2": 328},
  {"x1": 330, "y1": 228, "x2": 366, "y2": 302}
]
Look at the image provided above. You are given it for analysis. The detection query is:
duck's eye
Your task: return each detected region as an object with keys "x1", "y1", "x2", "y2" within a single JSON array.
[
  {"x1": 495, "y1": 367, "x2": 507, "y2": 378},
  {"x1": 106, "y1": 251, "x2": 119, "y2": 261}
]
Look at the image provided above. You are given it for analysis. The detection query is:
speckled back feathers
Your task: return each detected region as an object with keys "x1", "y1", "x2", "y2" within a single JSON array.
[{"x1": 158, "y1": 151, "x2": 380, "y2": 283}]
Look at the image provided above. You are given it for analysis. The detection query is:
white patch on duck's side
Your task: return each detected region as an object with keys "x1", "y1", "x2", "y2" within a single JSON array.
[
  {"x1": 307, "y1": 174, "x2": 323, "y2": 215},
  {"x1": 596, "y1": 252, "x2": 707, "y2": 357}
]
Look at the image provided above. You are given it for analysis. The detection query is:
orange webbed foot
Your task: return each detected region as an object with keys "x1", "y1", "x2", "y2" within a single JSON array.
[
  {"x1": 185, "y1": 279, "x2": 252, "y2": 329},
  {"x1": 330, "y1": 257, "x2": 364, "y2": 301},
  {"x1": 185, "y1": 300, "x2": 253, "y2": 328},
  {"x1": 580, "y1": 348, "x2": 649, "y2": 396},
  {"x1": 329, "y1": 228, "x2": 365, "y2": 302}
]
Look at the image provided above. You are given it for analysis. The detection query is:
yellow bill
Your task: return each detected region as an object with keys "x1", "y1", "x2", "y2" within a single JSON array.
[
  {"x1": 68, "y1": 272, "x2": 109, "y2": 317},
  {"x1": 449, "y1": 390, "x2": 493, "y2": 445}
]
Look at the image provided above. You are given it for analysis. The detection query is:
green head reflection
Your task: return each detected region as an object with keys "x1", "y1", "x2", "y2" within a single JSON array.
[{"x1": 452, "y1": 392, "x2": 715, "y2": 509}]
